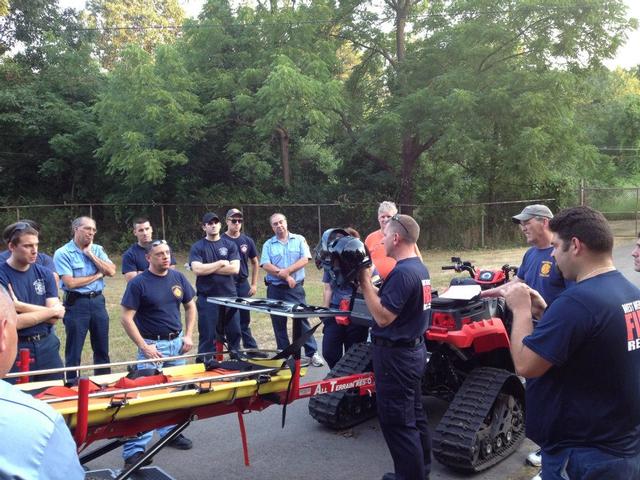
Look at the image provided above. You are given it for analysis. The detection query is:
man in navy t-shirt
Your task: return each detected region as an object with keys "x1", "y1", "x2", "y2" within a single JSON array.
[
  {"x1": 359, "y1": 214, "x2": 431, "y2": 480},
  {"x1": 0, "y1": 222, "x2": 65, "y2": 382},
  {"x1": 223, "y1": 208, "x2": 261, "y2": 351},
  {"x1": 189, "y1": 212, "x2": 240, "y2": 357},
  {"x1": 1, "y1": 219, "x2": 58, "y2": 284},
  {"x1": 121, "y1": 217, "x2": 176, "y2": 282},
  {"x1": 494, "y1": 206, "x2": 640, "y2": 479},
  {"x1": 120, "y1": 239, "x2": 197, "y2": 467},
  {"x1": 512, "y1": 204, "x2": 567, "y2": 306}
]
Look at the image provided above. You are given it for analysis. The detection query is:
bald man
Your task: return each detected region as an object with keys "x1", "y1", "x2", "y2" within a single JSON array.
[{"x1": 0, "y1": 288, "x2": 84, "y2": 479}]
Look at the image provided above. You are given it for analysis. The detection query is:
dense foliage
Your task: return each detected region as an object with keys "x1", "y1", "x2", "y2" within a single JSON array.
[{"x1": 1, "y1": 0, "x2": 639, "y2": 214}]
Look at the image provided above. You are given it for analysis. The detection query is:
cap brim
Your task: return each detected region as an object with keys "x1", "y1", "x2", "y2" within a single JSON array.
[{"x1": 512, "y1": 214, "x2": 531, "y2": 224}]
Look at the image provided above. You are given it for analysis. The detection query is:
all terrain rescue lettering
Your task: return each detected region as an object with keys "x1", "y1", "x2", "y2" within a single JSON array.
[
  {"x1": 623, "y1": 300, "x2": 640, "y2": 351},
  {"x1": 313, "y1": 377, "x2": 373, "y2": 396}
]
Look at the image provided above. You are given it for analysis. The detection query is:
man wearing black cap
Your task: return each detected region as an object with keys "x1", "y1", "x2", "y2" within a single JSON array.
[
  {"x1": 359, "y1": 214, "x2": 432, "y2": 480},
  {"x1": 512, "y1": 204, "x2": 567, "y2": 307},
  {"x1": 224, "y1": 208, "x2": 261, "y2": 351},
  {"x1": 189, "y1": 212, "x2": 241, "y2": 358}
]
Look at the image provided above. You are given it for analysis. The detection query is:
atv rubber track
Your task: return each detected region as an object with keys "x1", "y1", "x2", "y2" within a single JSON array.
[
  {"x1": 308, "y1": 342, "x2": 377, "y2": 429},
  {"x1": 432, "y1": 367, "x2": 525, "y2": 472}
]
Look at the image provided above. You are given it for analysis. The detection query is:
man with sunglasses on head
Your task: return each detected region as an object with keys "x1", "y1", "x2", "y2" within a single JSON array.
[
  {"x1": 54, "y1": 216, "x2": 115, "y2": 379},
  {"x1": 223, "y1": 208, "x2": 261, "y2": 353},
  {"x1": 0, "y1": 219, "x2": 59, "y2": 284},
  {"x1": 122, "y1": 217, "x2": 176, "y2": 283},
  {"x1": 120, "y1": 239, "x2": 196, "y2": 467},
  {"x1": 0, "y1": 222, "x2": 65, "y2": 382},
  {"x1": 189, "y1": 212, "x2": 241, "y2": 359},
  {"x1": 359, "y1": 214, "x2": 432, "y2": 480}
]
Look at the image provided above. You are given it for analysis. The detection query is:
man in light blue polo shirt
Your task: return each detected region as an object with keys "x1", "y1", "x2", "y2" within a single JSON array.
[
  {"x1": 260, "y1": 212, "x2": 323, "y2": 366},
  {"x1": 0, "y1": 287, "x2": 84, "y2": 479},
  {"x1": 54, "y1": 216, "x2": 116, "y2": 378}
]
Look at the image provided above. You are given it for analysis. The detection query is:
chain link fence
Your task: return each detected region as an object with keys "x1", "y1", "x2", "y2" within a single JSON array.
[
  {"x1": 581, "y1": 187, "x2": 640, "y2": 237},
  {"x1": 0, "y1": 198, "x2": 559, "y2": 255}
]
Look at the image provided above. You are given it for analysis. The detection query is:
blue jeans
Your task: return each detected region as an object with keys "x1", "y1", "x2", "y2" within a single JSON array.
[
  {"x1": 122, "y1": 335, "x2": 186, "y2": 460},
  {"x1": 63, "y1": 295, "x2": 110, "y2": 379},
  {"x1": 8, "y1": 332, "x2": 64, "y2": 384},
  {"x1": 266, "y1": 283, "x2": 317, "y2": 357},
  {"x1": 196, "y1": 295, "x2": 241, "y2": 358},
  {"x1": 542, "y1": 446, "x2": 640, "y2": 480},
  {"x1": 236, "y1": 280, "x2": 258, "y2": 349}
]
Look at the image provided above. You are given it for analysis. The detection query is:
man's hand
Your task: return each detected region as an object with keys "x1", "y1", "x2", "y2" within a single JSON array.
[
  {"x1": 248, "y1": 284, "x2": 257, "y2": 296},
  {"x1": 277, "y1": 268, "x2": 290, "y2": 280},
  {"x1": 482, "y1": 282, "x2": 547, "y2": 318},
  {"x1": 181, "y1": 335, "x2": 194, "y2": 354},
  {"x1": 286, "y1": 275, "x2": 296, "y2": 288},
  {"x1": 358, "y1": 266, "x2": 372, "y2": 285},
  {"x1": 502, "y1": 282, "x2": 532, "y2": 315},
  {"x1": 140, "y1": 342, "x2": 163, "y2": 360},
  {"x1": 51, "y1": 304, "x2": 65, "y2": 319}
]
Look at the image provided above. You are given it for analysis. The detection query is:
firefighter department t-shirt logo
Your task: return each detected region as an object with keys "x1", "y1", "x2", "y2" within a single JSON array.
[
  {"x1": 539, "y1": 261, "x2": 552, "y2": 278},
  {"x1": 422, "y1": 279, "x2": 432, "y2": 310},
  {"x1": 171, "y1": 285, "x2": 183, "y2": 300},
  {"x1": 623, "y1": 300, "x2": 640, "y2": 351},
  {"x1": 33, "y1": 279, "x2": 46, "y2": 296}
]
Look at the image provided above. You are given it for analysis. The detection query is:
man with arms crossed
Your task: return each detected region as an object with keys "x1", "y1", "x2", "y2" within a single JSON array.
[
  {"x1": 490, "y1": 206, "x2": 640, "y2": 479},
  {"x1": 54, "y1": 216, "x2": 115, "y2": 378},
  {"x1": 0, "y1": 287, "x2": 84, "y2": 479},
  {"x1": 0, "y1": 222, "x2": 65, "y2": 381},
  {"x1": 122, "y1": 217, "x2": 175, "y2": 282},
  {"x1": 260, "y1": 213, "x2": 323, "y2": 366},
  {"x1": 120, "y1": 240, "x2": 196, "y2": 468},
  {"x1": 359, "y1": 214, "x2": 431, "y2": 480},
  {"x1": 190, "y1": 212, "x2": 241, "y2": 358}
]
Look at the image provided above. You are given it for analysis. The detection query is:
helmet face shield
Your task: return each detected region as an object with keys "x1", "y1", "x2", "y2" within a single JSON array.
[
  {"x1": 314, "y1": 228, "x2": 349, "y2": 269},
  {"x1": 328, "y1": 235, "x2": 371, "y2": 288}
]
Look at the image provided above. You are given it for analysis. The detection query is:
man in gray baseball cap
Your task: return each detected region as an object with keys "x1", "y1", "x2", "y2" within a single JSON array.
[
  {"x1": 511, "y1": 203, "x2": 569, "y2": 478},
  {"x1": 512, "y1": 204, "x2": 554, "y2": 224}
]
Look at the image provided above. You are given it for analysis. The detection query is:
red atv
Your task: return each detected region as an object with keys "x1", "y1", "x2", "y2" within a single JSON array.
[{"x1": 309, "y1": 257, "x2": 525, "y2": 473}]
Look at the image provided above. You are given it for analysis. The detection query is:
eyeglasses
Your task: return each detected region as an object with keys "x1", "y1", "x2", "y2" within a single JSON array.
[
  {"x1": 206, "y1": 219, "x2": 220, "y2": 225},
  {"x1": 150, "y1": 239, "x2": 168, "y2": 248},
  {"x1": 391, "y1": 214, "x2": 410, "y2": 237},
  {"x1": 229, "y1": 219, "x2": 243, "y2": 224}
]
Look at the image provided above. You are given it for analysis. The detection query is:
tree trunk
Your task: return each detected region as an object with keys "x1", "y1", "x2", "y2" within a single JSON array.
[
  {"x1": 276, "y1": 127, "x2": 291, "y2": 188},
  {"x1": 399, "y1": 133, "x2": 420, "y2": 215}
]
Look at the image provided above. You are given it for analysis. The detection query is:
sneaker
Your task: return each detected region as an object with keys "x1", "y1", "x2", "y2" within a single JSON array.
[
  {"x1": 526, "y1": 448, "x2": 542, "y2": 467},
  {"x1": 531, "y1": 470, "x2": 542, "y2": 480},
  {"x1": 123, "y1": 451, "x2": 152, "y2": 469},
  {"x1": 310, "y1": 352, "x2": 325, "y2": 367},
  {"x1": 167, "y1": 433, "x2": 193, "y2": 450}
]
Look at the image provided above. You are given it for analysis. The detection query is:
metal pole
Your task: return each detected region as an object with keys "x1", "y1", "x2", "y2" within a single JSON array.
[
  {"x1": 580, "y1": 179, "x2": 585, "y2": 206},
  {"x1": 636, "y1": 188, "x2": 639, "y2": 237},
  {"x1": 161, "y1": 204, "x2": 166, "y2": 240},
  {"x1": 89, "y1": 204, "x2": 93, "y2": 218},
  {"x1": 16, "y1": 207, "x2": 19, "y2": 221},
  {"x1": 317, "y1": 204, "x2": 322, "y2": 242},
  {"x1": 481, "y1": 207, "x2": 486, "y2": 248}
]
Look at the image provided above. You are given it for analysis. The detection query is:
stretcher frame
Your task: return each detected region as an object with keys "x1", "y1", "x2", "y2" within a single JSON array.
[{"x1": 13, "y1": 297, "x2": 377, "y2": 479}]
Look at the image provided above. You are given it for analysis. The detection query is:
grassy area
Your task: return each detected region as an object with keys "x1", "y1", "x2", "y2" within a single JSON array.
[{"x1": 58, "y1": 247, "x2": 528, "y2": 369}]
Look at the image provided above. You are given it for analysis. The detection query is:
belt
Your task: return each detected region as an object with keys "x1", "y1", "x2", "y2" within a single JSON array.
[
  {"x1": 142, "y1": 330, "x2": 182, "y2": 341},
  {"x1": 371, "y1": 336, "x2": 424, "y2": 348},
  {"x1": 19, "y1": 331, "x2": 50, "y2": 343},
  {"x1": 70, "y1": 291, "x2": 102, "y2": 299},
  {"x1": 266, "y1": 280, "x2": 304, "y2": 288}
]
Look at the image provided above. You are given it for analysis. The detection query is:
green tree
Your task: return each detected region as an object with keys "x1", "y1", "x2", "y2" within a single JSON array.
[
  {"x1": 86, "y1": 0, "x2": 184, "y2": 69},
  {"x1": 94, "y1": 44, "x2": 205, "y2": 196}
]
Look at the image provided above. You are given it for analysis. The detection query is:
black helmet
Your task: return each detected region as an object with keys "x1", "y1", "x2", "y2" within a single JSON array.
[
  {"x1": 328, "y1": 235, "x2": 372, "y2": 288},
  {"x1": 314, "y1": 228, "x2": 349, "y2": 269}
]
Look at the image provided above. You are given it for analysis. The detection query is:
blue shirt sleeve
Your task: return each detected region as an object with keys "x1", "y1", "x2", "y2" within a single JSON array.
[
  {"x1": 379, "y1": 269, "x2": 412, "y2": 315},
  {"x1": 121, "y1": 279, "x2": 142, "y2": 311},
  {"x1": 247, "y1": 237, "x2": 258, "y2": 259},
  {"x1": 259, "y1": 240, "x2": 271, "y2": 266},
  {"x1": 180, "y1": 273, "x2": 196, "y2": 304},
  {"x1": 189, "y1": 242, "x2": 203, "y2": 264},
  {"x1": 228, "y1": 241, "x2": 240, "y2": 262},
  {"x1": 53, "y1": 247, "x2": 73, "y2": 278},
  {"x1": 121, "y1": 249, "x2": 137, "y2": 274},
  {"x1": 92, "y1": 244, "x2": 112, "y2": 263}
]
